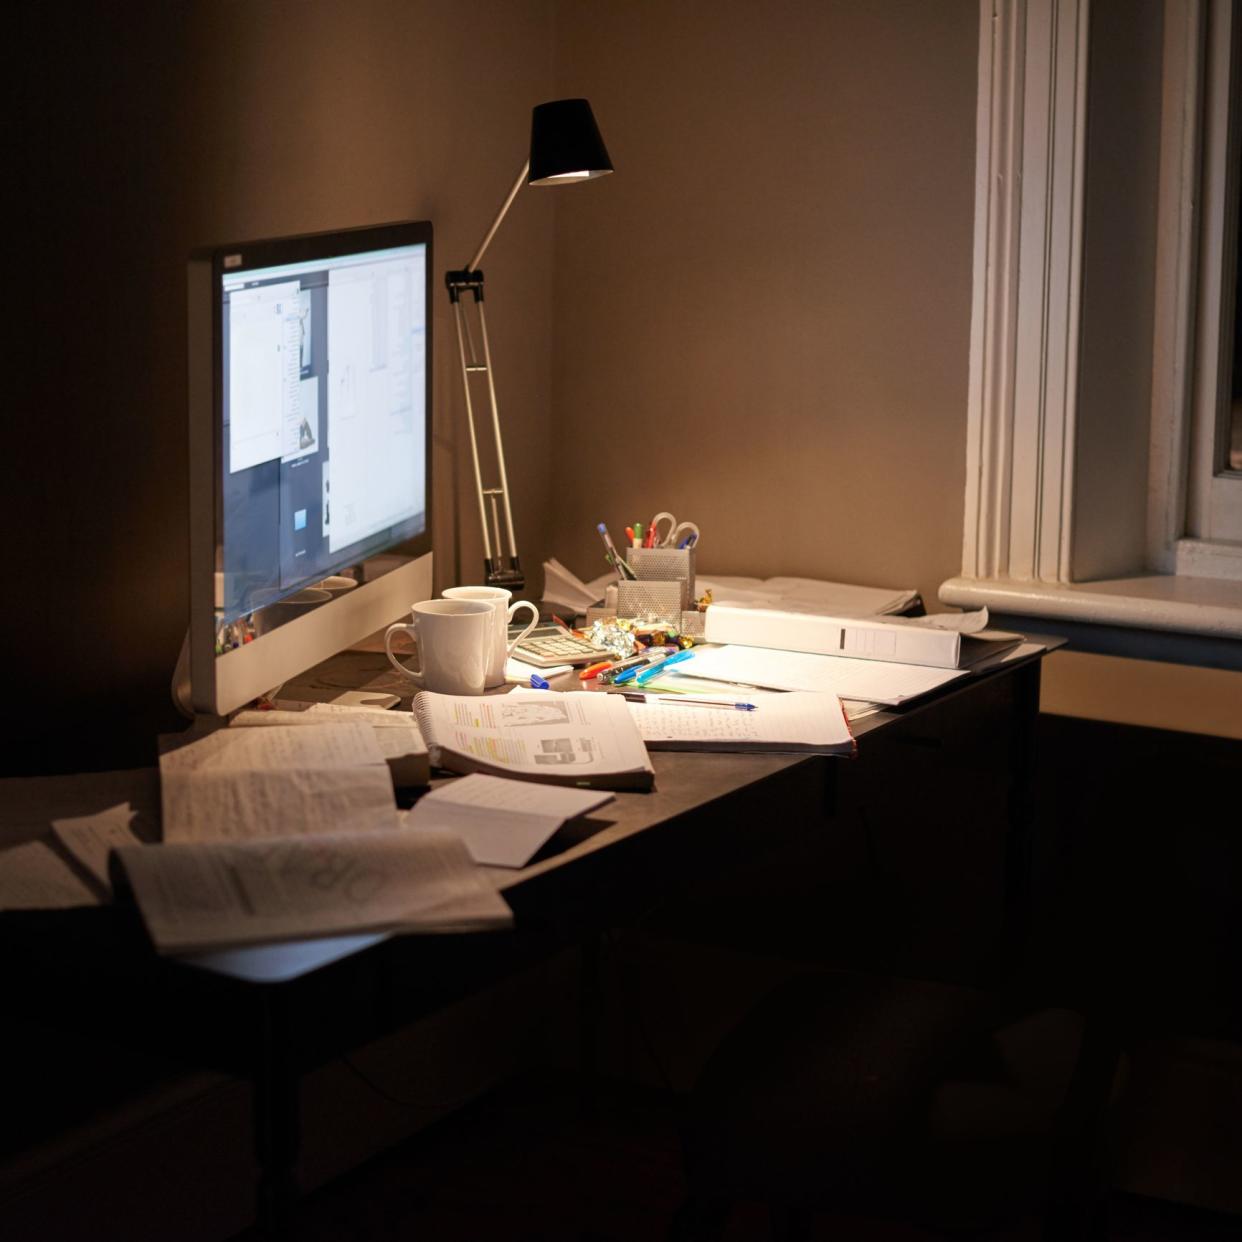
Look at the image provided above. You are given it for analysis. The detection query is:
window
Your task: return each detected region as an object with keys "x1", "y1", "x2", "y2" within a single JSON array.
[{"x1": 942, "y1": 0, "x2": 1242, "y2": 639}]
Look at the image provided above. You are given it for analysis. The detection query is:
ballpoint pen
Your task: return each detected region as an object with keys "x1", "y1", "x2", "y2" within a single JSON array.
[
  {"x1": 619, "y1": 691, "x2": 756, "y2": 710},
  {"x1": 596, "y1": 522, "x2": 636, "y2": 579}
]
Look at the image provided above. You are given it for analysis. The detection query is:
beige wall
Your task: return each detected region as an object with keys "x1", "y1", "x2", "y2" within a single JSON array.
[
  {"x1": 12, "y1": 1, "x2": 558, "y2": 751},
  {"x1": 187, "y1": 0, "x2": 560, "y2": 597},
  {"x1": 547, "y1": 0, "x2": 979, "y2": 609}
]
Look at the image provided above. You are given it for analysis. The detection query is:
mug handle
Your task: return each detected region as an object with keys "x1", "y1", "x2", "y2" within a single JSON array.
[
  {"x1": 504, "y1": 601, "x2": 541, "y2": 657},
  {"x1": 384, "y1": 621, "x2": 426, "y2": 686}
]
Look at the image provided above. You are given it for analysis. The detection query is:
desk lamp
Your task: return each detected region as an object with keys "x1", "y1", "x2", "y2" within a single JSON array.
[{"x1": 446, "y1": 98, "x2": 612, "y2": 590}]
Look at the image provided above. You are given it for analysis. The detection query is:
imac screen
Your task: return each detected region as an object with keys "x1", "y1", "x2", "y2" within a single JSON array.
[{"x1": 217, "y1": 237, "x2": 428, "y2": 633}]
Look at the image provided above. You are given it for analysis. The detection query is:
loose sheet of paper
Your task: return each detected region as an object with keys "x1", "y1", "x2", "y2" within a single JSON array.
[
  {"x1": 680, "y1": 646, "x2": 965, "y2": 705},
  {"x1": 408, "y1": 774, "x2": 614, "y2": 867},
  {"x1": 0, "y1": 840, "x2": 101, "y2": 910},
  {"x1": 626, "y1": 691, "x2": 853, "y2": 753},
  {"x1": 116, "y1": 828, "x2": 512, "y2": 955},
  {"x1": 160, "y1": 724, "x2": 398, "y2": 843},
  {"x1": 51, "y1": 802, "x2": 142, "y2": 890}
]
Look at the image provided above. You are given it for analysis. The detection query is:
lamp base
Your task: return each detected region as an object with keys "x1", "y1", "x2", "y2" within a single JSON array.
[{"x1": 485, "y1": 556, "x2": 525, "y2": 593}]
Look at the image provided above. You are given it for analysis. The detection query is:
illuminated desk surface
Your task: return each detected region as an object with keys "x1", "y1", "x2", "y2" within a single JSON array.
[{"x1": 3, "y1": 640, "x2": 1054, "y2": 1234}]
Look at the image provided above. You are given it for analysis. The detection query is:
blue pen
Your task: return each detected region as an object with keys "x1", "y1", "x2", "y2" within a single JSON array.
[
  {"x1": 615, "y1": 648, "x2": 694, "y2": 686},
  {"x1": 529, "y1": 673, "x2": 550, "y2": 690}
]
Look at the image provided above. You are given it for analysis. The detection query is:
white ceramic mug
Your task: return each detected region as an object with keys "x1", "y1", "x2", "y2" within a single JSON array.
[
  {"x1": 442, "y1": 585, "x2": 540, "y2": 688},
  {"x1": 384, "y1": 599, "x2": 493, "y2": 695}
]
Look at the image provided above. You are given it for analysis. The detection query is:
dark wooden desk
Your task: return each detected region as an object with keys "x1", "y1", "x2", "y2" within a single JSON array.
[{"x1": 3, "y1": 644, "x2": 1050, "y2": 1236}]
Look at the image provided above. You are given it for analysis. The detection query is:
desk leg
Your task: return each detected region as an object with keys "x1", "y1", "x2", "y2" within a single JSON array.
[
  {"x1": 1002, "y1": 659, "x2": 1042, "y2": 976},
  {"x1": 253, "y1": 992, "x2": 300, "y2": 1238}
]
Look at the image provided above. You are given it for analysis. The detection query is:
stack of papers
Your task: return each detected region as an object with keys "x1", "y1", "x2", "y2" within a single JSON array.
[
  {"x1": 699, "y1": 576, "x2": 919, "y2": 615},
  {"x1": 674, "y1": 646, "x2": 965, "y2": 706}
]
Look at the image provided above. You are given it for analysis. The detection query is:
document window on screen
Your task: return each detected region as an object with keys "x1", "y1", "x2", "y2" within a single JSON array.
[{"x1": 219, "y1": 244, "x2": 427, "y2": 624}]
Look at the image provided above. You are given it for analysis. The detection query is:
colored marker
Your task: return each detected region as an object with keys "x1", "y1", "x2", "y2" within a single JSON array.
[
  {"x1": 633, "y1": 649, "x2": 695, "y2": 684},
  {"x1": 615, "y1": 648, "x2": 694, "y2": 686},
  {"x1": 579, "y1": 660, "x2": 615, "y2": 681},
  {"x1": 595, "y1": 647, "x2": 677, "y2": 684},
  {"x1": 625, "y1": 525, "x2": 636, "y2": 547},
  {"x1": 529, "y1": 673, "x2": 550, "y2": 690}
]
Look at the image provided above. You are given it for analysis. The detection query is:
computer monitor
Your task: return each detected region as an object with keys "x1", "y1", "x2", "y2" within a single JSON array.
[{"x1": 184, "y1": 220, "x2": 434, "y2": 716}]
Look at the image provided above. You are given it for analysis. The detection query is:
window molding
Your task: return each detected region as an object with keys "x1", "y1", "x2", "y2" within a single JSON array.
[
  {"x1": 961, "y1": 0, "x2": 1088, "y2": 585},
  {"x1": 945, "y1": 0, "x2": 1242, "y2": 645}
]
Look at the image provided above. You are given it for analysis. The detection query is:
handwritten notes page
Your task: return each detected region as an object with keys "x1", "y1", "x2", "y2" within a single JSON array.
[
  {"x1": 114, "y1": 828, "x2": 512, "y2": 956},
  {"x1": 408, "y1": 774, "x2": 614, "y2": 867},
  {"x1": 159, "y1": 724, "x2": 398, "y2": 844},
  {"x1": 627, "y1": 691, "x2": 855, "y2": 755}
]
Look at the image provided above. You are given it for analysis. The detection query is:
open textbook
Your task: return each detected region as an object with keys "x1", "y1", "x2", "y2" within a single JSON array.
[
  {"x1": 625, "y1": 691, "x2": 855, "y2": 756},
  {"x1": 414, "y1": 690, "x2": 655, "y2": 791},
  {"x1": 230, "y1": 700, "x2": 430, "y2": 788},
  {"x1": 111, "y1": 828, "x2": 512, "y2": 955},
  {"x1": 159, "y1": 723, "x2": 400, "y2": 843}
]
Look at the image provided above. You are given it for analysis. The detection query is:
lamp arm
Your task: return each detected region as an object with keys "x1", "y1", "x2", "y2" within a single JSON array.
[{"x1": 467, "y1": 159, "x2": 530, "y2": 273}]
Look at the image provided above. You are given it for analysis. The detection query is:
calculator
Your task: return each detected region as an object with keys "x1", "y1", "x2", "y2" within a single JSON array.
[{"x1": 509, "y1": 623, "x2": 610, "y2": 667}]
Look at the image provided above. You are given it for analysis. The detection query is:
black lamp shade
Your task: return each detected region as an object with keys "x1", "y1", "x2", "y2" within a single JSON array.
[{"x1": 527, "y1": 99, "x2": 613, "y2": 186}]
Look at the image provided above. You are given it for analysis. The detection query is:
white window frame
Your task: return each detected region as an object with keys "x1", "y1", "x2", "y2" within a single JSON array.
[{"x1": 941, "y1": 0, "x2": 1242, "y2": 639}]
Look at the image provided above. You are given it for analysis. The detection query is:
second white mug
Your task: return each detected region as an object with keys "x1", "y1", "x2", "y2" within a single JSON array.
[{"x1": 441, "y1": 585, "x2": 540, "y2": 688}]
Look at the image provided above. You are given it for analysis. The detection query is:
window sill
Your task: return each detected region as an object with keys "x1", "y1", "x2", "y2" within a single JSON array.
[{"x1": 939, "y1": 574, "x2": 1242, "y2": 641}]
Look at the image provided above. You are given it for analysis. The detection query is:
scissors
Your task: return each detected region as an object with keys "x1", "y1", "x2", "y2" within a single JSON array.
[{"x1": 646, "y1": 512, "x2": 701, "y2": 549}]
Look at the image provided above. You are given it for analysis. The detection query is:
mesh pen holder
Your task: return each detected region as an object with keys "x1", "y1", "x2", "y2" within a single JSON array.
[
  {"x1": 628, "y1": 546, "x2": 696, "y2": 599},
  {"x1": 616, "y1": 578, "x2": 685, "y2": 624},
  {"x1": 617, "y1": 545, "x2": 696, "y2": 623}
]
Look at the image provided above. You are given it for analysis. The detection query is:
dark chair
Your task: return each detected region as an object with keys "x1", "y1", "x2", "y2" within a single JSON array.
[{"x1": 669, "y1": 970, "x2": 1121, "y2": 1241}]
